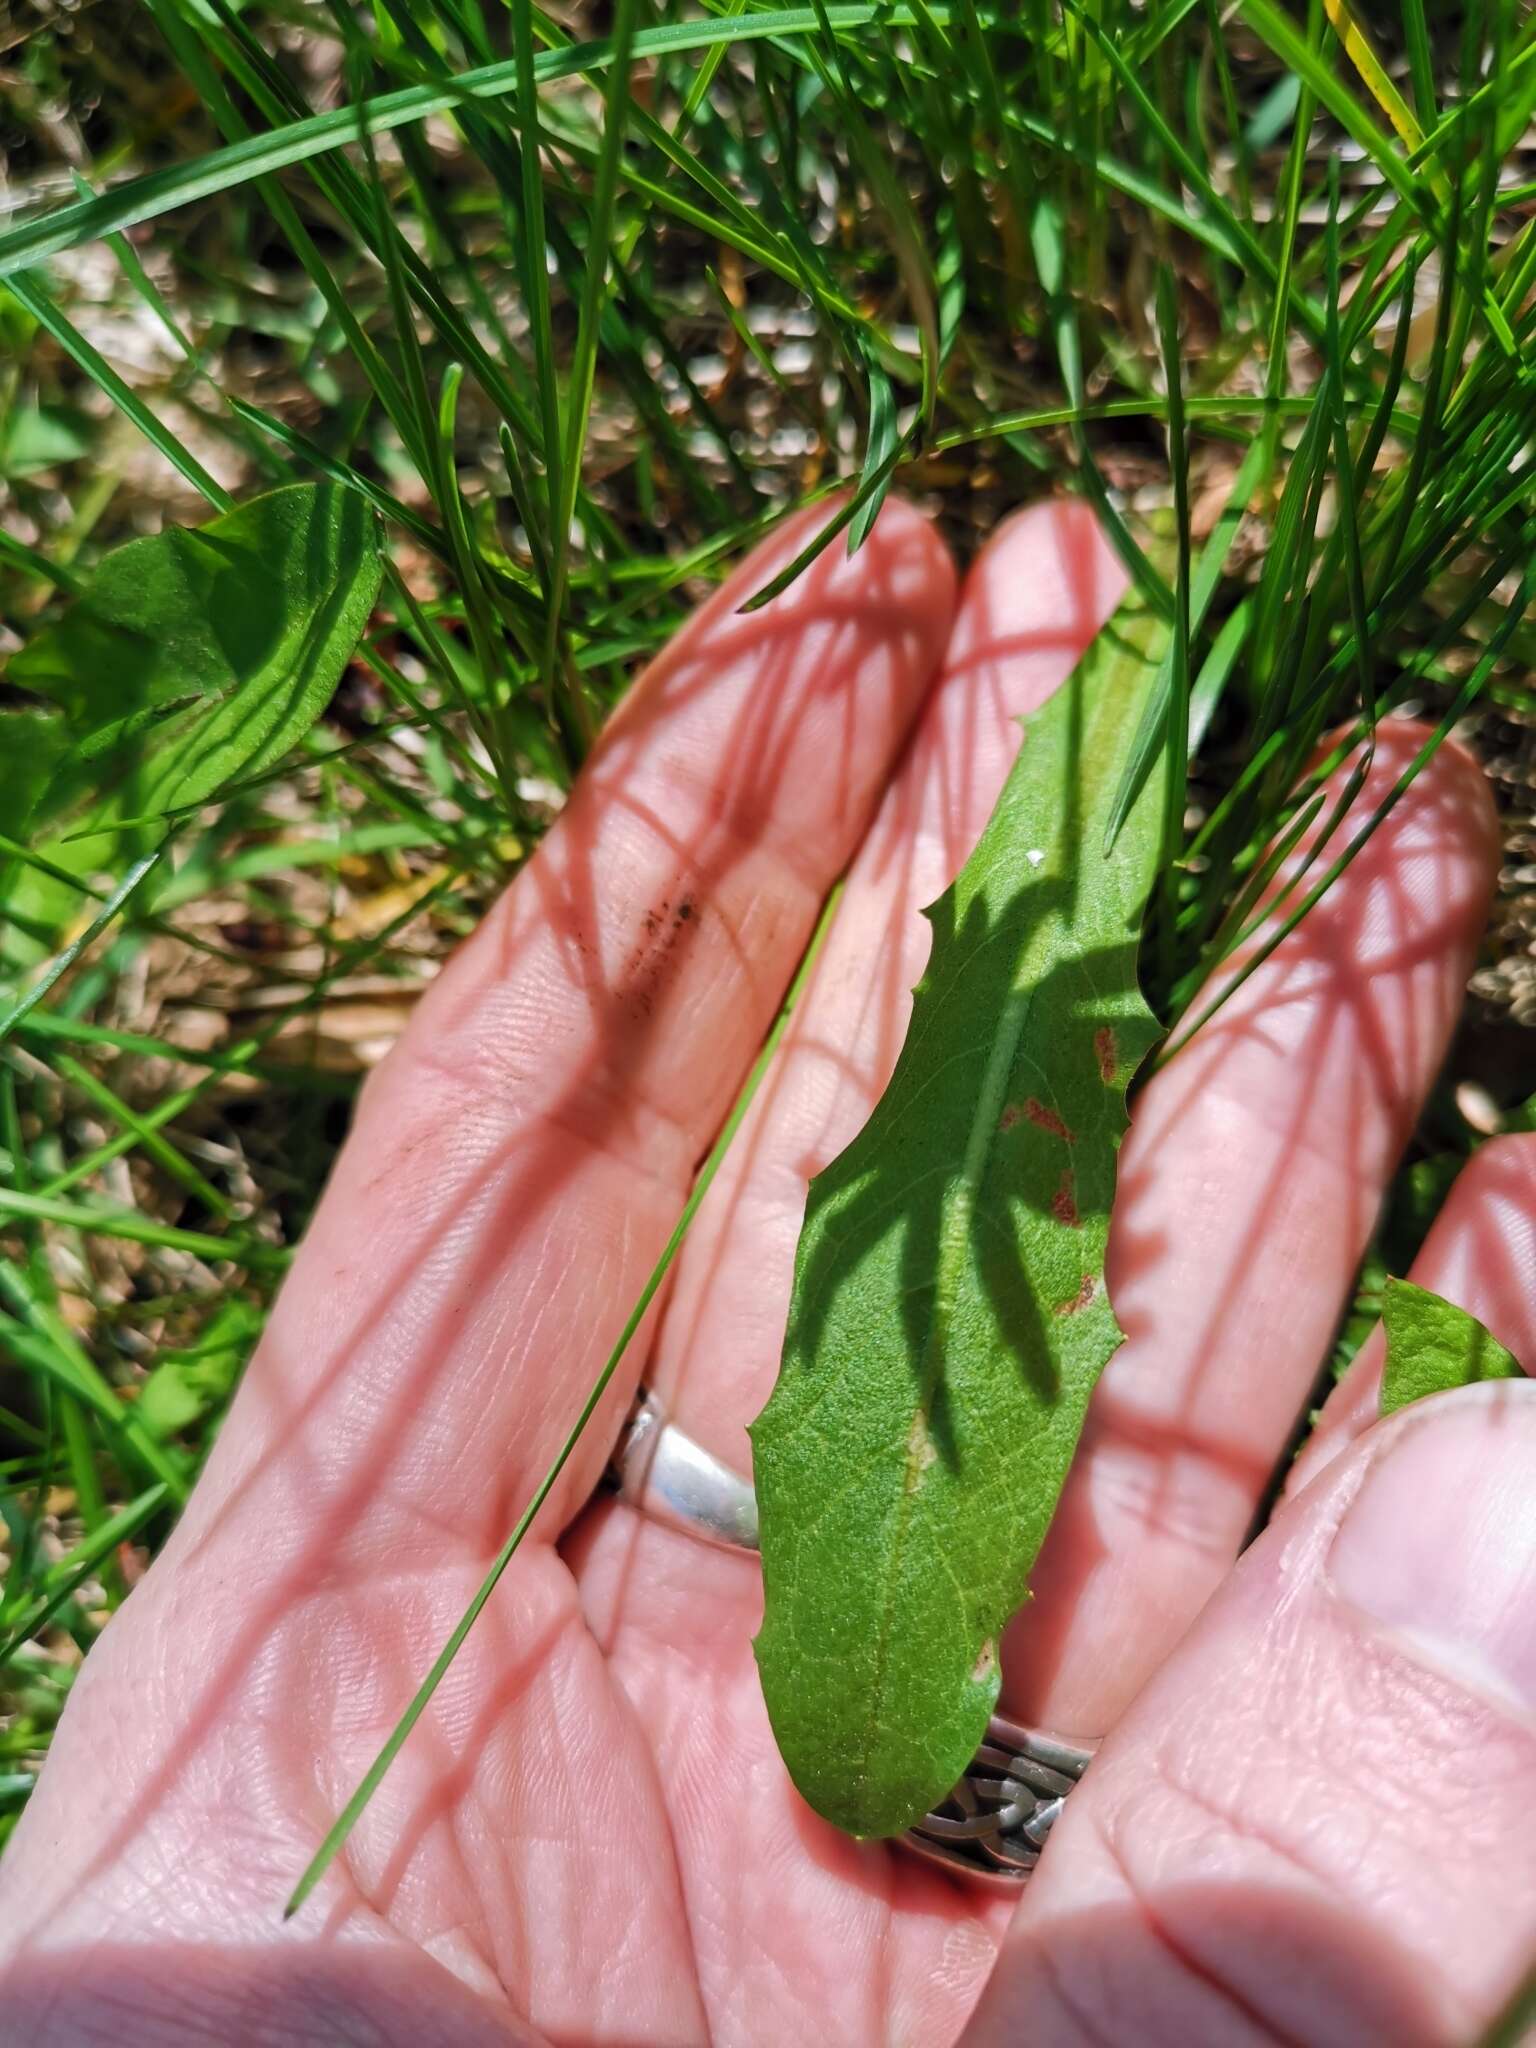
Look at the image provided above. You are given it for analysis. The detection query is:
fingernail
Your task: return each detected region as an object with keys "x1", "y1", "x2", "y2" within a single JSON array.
[{"x1": 1329, "y1": 1385, "x2": 1536, "y2": 1715}]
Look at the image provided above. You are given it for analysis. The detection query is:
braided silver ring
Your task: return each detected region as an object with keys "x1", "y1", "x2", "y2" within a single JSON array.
[{"x1": 608, "y1": 1388, "x2": 1097, "y2": 1888}]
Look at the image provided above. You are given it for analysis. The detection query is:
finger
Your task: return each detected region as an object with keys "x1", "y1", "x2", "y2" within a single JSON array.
[
  {"x1": 1004, "y1": 722, "x2": 1500, "y2": 1736},
  {"x1": 967, "y1": 1381, "x2": 1536, "y2": 2048},
  {"x1": 1288, "y1": 1132, "x2": 1536, "y2": 1495},
  {"x1": 180, "y1": 498, "x2": 955, "y2": 1564},
  {"x1": 642, "y1": 498, "x2": 1126, "y2": 1473}
]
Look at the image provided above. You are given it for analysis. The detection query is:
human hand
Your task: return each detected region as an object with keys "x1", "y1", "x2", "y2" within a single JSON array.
[{"x1": 0, "y1": 499, "x2": 1528, "y2": 2048}]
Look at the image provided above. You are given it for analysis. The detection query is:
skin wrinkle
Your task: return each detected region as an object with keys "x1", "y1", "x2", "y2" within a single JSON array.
[
  {"x1": 1077, "y1": 1409, "x2": 1278, "y2": 1522},
  {"x1": 364, "y1": 1682, "x2": 522, "y2": 1982},
  {"x1": 392, "y1": 1024, "x2": 701, "y2": 1201},
  {"x1": 494, "y1": 1668, "x2": 615, "y2": 2031},
  {"x1": 1153, "y1": 1061, "x2": 1386, "y2": 1195},
  {"x1": 1027, "y1": 1930, "x2": 1142, "y2": 2048},
  {"x1": 1141, "y1": 1677, "x2": 1480, "y2": 2043},
  {"x1": 175, "y1": 1160, "x2": 569, "y2": 1564},
  {"x1": 269, "y1": 1185, "x2": 624, "y2": 1554},
  {"x1": 1131, "y1": 1742, "x2": 1358, "y2": 1919},
  {"x1": 1093, "y1": 1814, "x2": 1299, "y2": 2048},
  {"x1": 73, "y1": 1433, "x2": 671, "y2": 2023}
]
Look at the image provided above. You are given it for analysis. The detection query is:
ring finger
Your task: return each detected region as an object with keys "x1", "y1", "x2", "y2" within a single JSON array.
[{"x1": 1004, "y1": 710, "x2": 1499, "y2": 1735}]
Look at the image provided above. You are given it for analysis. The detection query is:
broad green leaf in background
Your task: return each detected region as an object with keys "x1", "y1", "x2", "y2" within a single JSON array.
[
  {"x1": 10, "y1": 480, "x2": 382, "y2": 830},
  {"x1": 752, "y1": 590, "x2": 1170, "y2": 1838},
  {"x1": 2, "y1": 481, "x2": 382, "y2": 959},
  {"x1": 1379, "y1": 1277, "x2": 1523, "y2": 1417}
]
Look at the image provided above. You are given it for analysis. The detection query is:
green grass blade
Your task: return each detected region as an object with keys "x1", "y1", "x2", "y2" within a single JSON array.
[
  {"x1": 0, "y1": 1189, "x2": 289, "y2": 1269},
  {"x1": 0, "y1": 11, "x2": 936, "y2": 286},
  {"x1": 0, "y1": 1485, "x2": 168, "y2": 1668},
  {"x1": 0, "y1": 849, "x2": 167, "y2": 1051}
]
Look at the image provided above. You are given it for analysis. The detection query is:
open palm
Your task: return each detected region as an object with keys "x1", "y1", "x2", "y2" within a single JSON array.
[{"x1": 4, "y1": 499, "x2": 1534, "y2": 2048}]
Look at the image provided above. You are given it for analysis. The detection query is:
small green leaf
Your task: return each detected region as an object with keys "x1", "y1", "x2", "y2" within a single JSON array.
[
  {"x1": 1379, "y1": 1277, "x2": 1523, "y2": 1417},
  {"x1": 2, "y1": 482, "x2": 382, "y2": 959},
  {"x1": 0, "y1": 402, "x2": 92, "y2": 477},
  {"x1": 137, "y1": 1298, "x2": 263, "y2": 1440},
  {"x1": 752, "y1": 588, "x2": 1169, "y2": 1838}
]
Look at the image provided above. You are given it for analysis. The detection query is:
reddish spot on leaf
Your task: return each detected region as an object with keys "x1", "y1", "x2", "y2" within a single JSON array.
[
  {"x1": 1055, "y1": 1274, "x2": 1096, "y2": 1316},
  {"x1": 1095, "y1": 1027, "x2": 1117, "y2": 1084},
  {"x1": 1050, "y1": 1170, "x2": 1080, "y2": 1228},
  {"x1": 1024, "y1": 1098, "x2": 1075, "y2": 1143},
  {"x1": 999, "y1": 1103, "x2": 1023, "y2": 1132}
]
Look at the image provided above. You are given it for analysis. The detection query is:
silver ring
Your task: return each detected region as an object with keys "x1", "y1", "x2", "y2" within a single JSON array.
[
  {"x1": 609, "y1": 1388, "x2": 760, "y2": 1551},
  {"x1": 901, "y1": 1715, "x2": 1095, "y2": 1887},
  {"x1": 607, "y1": 1388, "x2": 1096, "y2": 1886}
]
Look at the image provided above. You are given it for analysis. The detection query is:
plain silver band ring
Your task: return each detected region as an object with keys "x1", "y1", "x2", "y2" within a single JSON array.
[
  {"x1": 610, "y1": 1388, "x2": 760, "y2": 1552},
  {"x1": 606, "y1": 1388, "x2": 1096, "y2": 1887}
]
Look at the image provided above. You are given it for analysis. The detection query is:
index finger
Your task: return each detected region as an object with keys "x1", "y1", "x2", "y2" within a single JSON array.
[{"x1": 174, "y1": 500, "x2": 956, "y2": 1571}]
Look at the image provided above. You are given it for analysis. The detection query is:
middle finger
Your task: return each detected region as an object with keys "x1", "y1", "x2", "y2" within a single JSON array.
[
  {"x1": 571, "y1": 497, "x2": 1128, "y2": 2046},
  {"x1": 645, "y1": 498, "x2": 1128, "y2": 1475}
]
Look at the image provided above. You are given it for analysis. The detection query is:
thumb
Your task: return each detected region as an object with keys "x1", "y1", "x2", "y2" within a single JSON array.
[{"x1": 968, "y1": 1381, "x2": 1536, "y2": 2046}]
